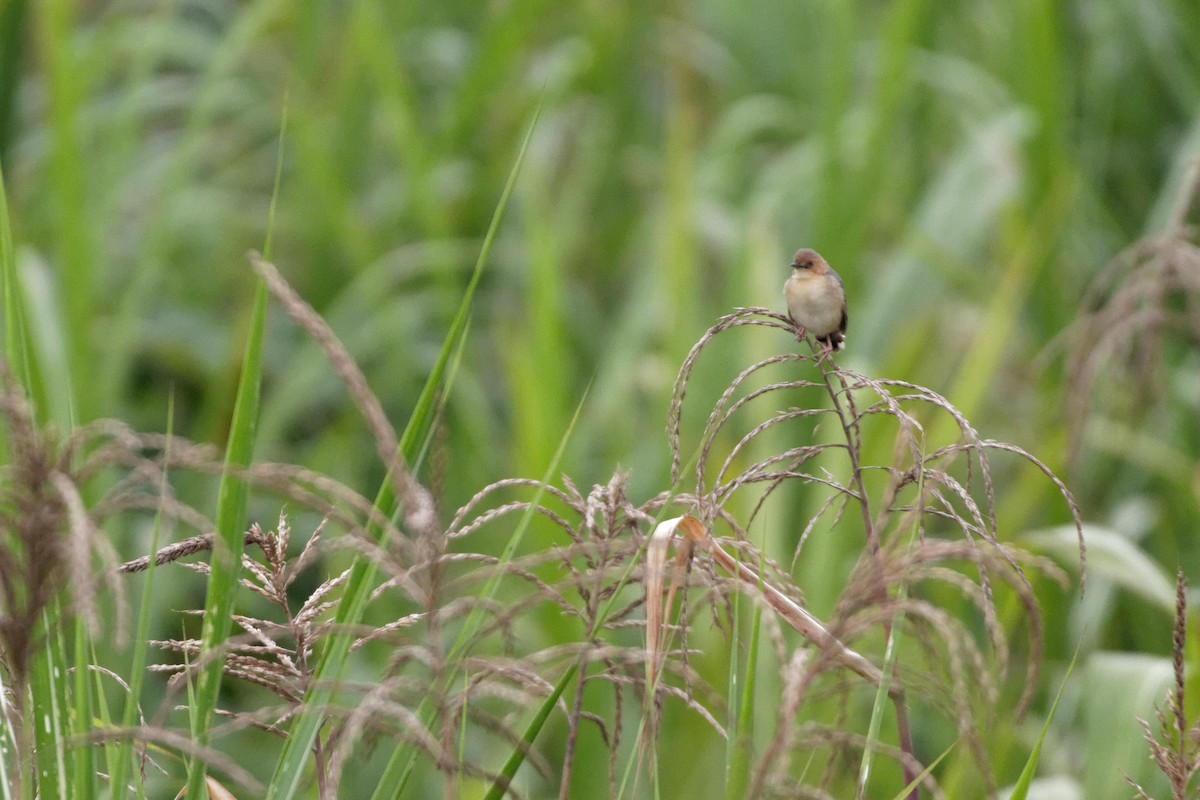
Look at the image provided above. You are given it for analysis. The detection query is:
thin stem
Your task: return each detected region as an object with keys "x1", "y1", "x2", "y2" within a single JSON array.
[{"x1": 820, "y1": 358, "x2": 919, "y2": 796}]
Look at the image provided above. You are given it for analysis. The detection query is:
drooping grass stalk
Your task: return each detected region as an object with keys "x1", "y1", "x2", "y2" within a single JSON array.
[{"x1": 0, "y1": 3, "x2": 1194, "y2": 797}]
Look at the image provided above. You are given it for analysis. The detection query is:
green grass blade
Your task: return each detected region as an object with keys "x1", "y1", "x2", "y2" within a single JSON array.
[
  {"x1": 860, "y1": 454, "x2": 926, "y2": 799},
  {"x1": 261, "y1": 96, "x2": 288, "y2": 263},
  {"x1": 0, "y1": 159, "x2": 30, "y2": 397},
  {"x1": 36, "y1": 0, "x2": 94, "y2": 421},
  {"x1": 0, "y1": 687, "x2": 12, "y2": 798},
  {"x1": 89, "y1": 636, "x2": 117, "y2": 799},
  {"x1": 181, "y1": 104, "x2": 286, "y2": 798},
  {"x1": 0, "y1": 0, "x2": 28, "y2": 163},
  {"x1": 448, "y1": 380, "x2": 588, "y2": 661},
  {"x1": 181, "y1": 280, "x2": 267, "y2": 799},
  {"x1": 3, "y1": 158, "x2": 77, "y2": 800},
  {"x1": 70, "y1": 618, "x2": 95, "y2": 799},
  {"x1": 857, "y1": 618, "x2": 901, "y2": 799},
  {"x1": 371, "y1": 382, "x2": 589, "y2": 800},
  {"x1": 726, "y1": 596, "x2": 761, "y2": 799},
  {"x1": 0, "y1": 648, "x2": 12, "y2": 799},
  {"x1": 2, "y1": 160, "x2": 43, "y2": 800},
  {"x1": 108, "y1": 395, "x2": 174, "y2": 799},
  {"x1": 482, "y1": 664, "x2": 580, "y2": 800},
  {"x1": 1008, "y1": 642, "x2": 1081, "y2": 800},
  {"x1": 32, "y1": 611, "x2": 69, "y2": 800},
  {"x1": 886, "y1": 739, "x2": 957, "y2": 800},
  {"x1": 398, "y1": 103, "x2": 541, "y2": 465},
  {"x1": 266, "y1": 101, "x2": 541, "y2": 800}
]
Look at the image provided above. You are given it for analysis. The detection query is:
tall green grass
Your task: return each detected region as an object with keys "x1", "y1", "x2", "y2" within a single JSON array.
[{"x1": 2, "y1": 0, "x2": 1199, "y2": 795}]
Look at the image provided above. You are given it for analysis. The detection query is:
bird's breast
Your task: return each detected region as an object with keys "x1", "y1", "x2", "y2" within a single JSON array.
[{"x1": 784, "y1": 276, "x2": 845, "y2": 336}]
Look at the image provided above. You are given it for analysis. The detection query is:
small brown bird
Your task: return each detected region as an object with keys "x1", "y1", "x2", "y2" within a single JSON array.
[{"x1": 783, "y1": 248, "x2": 847, "y2": 356}]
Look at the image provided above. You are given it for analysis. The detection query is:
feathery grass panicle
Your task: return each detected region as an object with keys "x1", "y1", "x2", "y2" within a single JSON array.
[
  {"x1": 659, "y1": 304, "x2": 1085, "y2": 795},
  {"x1": 1128, "y1": 569, "x2": 1200, "y2": 800},
  {"x1": 0, "y1": 358, "x2": 124, "y2": 684},
  {"x1": 0, "y1": 283, "x2": 1083, "y2": 797},
  {"x1": 0, "y1": 362, "x2": 70, "y2": 692},
  {"x1": 1064, "y1": 163, "x2": 1200, "y2": 456},
  {"x1": 0, "y1": 356, "x2": 136, "y2": 797},
  {"x1": 149, "y1": 515, "x2": 338, "y2": 704},
  {"x1": 0, "y1": 266, "x2": 1084, "y2": 797},
  {"x1": 0, "y1": 345, "x2": 430, "y2": 795}
]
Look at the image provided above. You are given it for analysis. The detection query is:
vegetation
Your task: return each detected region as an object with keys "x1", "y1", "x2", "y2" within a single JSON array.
[{"x1": 1, "y1": 0, "x2": 1199, "y2": 797}]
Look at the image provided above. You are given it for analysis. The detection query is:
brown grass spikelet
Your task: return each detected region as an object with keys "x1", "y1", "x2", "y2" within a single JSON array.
[
  {"x1": 0, "y1": 361, "x2": 71, "y2": 692},
  {"x1": 0, "y1": 358, "x2": 125, "y2": 690},
  {"x1": 1128, "y1": 569, "x2": 1200, "y2": 800},
  {"x1": 148, "y1": 514, "x2": 339, "y2": 704}
]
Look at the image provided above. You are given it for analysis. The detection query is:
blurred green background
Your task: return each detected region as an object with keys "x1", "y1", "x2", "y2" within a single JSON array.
[{"x1": 3, "y1": 0, "x2": 1200, "y2": 797}]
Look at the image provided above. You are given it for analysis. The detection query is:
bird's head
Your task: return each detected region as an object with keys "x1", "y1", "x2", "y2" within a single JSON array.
[{"x1": 789, "y1": 248, "x2": 828, "y2": 276}]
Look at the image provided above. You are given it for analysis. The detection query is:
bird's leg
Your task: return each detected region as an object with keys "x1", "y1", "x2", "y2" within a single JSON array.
[
  {"x1": 794, "y1": 325, "x2": 808, "y2": 342},
  {"x1": 812, "y1": 339, "x2": 835, "y2": 366}
]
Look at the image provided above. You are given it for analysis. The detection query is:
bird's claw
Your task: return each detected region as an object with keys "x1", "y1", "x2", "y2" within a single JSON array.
[{"x1": 812, "y1": 342, "x2": 836, "y2": 366}]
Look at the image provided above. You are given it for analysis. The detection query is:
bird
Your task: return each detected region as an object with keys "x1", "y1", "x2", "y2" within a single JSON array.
[{"x1": 783, "y1": 248, "x2": 847, "y2": 358}]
